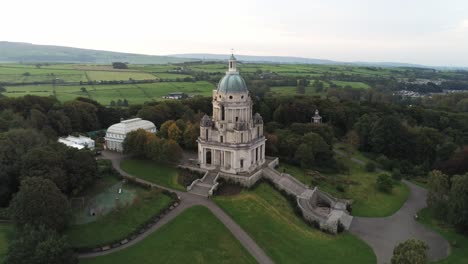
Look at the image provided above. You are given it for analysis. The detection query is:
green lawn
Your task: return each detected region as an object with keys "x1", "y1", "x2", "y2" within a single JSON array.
[
  {"x1": 0, "y1": 223, "x2": 14, "y2": 263},
  {"x1": 66, "y1": 187, "x2": 173, "y2": 248},
  {"x1": 1, "y1": 81, "x2": 214, "y2": 106},
  {"x1": 214, "y1": 184, "x2": 376, "y2": 264},
  {"x1": 418, "y1": 208, "x2": 468, "y2": 264},
  {"x1": 120, "y1": 159, "x2": 185, "y2": 191},
  {"x1": 80, "y1": 206, "x2": 256, "y2": 264},
  {"x1": 268, "y1": 85, "x2": 327, "y2": 97},
  {"x1": 278, "y1": 159, "x2": 410, "y2": 217},
  {"x1": 85, "y1": 71, "x2": 156, "y2": 81},
  {"x1": 331, "y1": 80, "x2": 370, "y2": 89}
]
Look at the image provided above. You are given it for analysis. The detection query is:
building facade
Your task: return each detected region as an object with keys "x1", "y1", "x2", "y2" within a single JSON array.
[
  {"x1": 198, "y1": 55, "x2": 266, "y2": 174},
  {"x1": 58, "y1": 135, "x2": 95, "y2": 150},
  {"x1": 105, "y1": 118, "x2": 157, "y2": 152}
]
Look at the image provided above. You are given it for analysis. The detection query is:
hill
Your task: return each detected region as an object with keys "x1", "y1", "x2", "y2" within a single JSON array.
[
  {"x1": 170, "y1": 53, "x2": 430, "y2": 68},
  {"x1": 0, "y1": 42, "x2": 193, "y2": 64}
]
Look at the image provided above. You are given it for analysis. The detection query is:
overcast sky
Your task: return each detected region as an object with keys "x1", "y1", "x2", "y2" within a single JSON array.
[{"x1": 2, "y1": 0, "x2": 468, "y2": 66}]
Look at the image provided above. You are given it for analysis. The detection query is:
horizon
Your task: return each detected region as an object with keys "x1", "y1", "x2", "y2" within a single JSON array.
[{"x1": 2, "y1": 0, "x2": 468, "y2": 67}]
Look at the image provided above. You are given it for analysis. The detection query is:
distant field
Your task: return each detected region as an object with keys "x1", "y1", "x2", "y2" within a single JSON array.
[
  {"x1": 331, "y1": 80, "x2": 371, "y2": 89},
  {"x1": 2, "y1": 81, "x2": 215, "y2": 105},
  {"x1": 0, "y1": 62, "x2": 430, "y2": 104},
  {"x1": 85, "y1": 71, "x2": 157, "y2": 81},
  {"x1": 150, "y1": 73, "x2": 193, "y2": 80},
  {"x1": 268, "y1": 85, "x2": 327, "y2": 97}
]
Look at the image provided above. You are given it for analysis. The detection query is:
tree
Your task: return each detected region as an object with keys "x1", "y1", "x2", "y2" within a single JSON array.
[
  {"x1": 294, "y1": 143, "x2": 314, "y2": 168},
  {"x1": 370, "y1": 116, "x2": 411, "y2": 160},
  {"x1": 448, "y1": 173, "x2": 468, "y2": 233},
  {"x1": 63, "y1": 100, "x2": 99, "y2": 131},
  {"x1": 168, "y1": 122, "x2": 182, "y2": 143},
  {"x1": 20, "y1": 146, "x2": 67, "y2": 192},
  {"x1": 0, "y1": 129, "x2": 48, "y2": 207},
  {"x1": 146, "y1": 136, "x2": 164, "y2": 162},
  {"x1": 123, "y1": 129, "x2": 155, "y2": 158},
  {"x1": 112, "y1": 62, "x2": 128, "y2": 69},
  {"x1": 427, "y1": 170, "x2": 449, "y2": 220},
  {"x1": 64, "y1": 149, "x2": 98, "y2": 195},
  {"x1": 47, "y1": 110, "x2": 72, "y2": 136},
  {"x1": 183, "y1": 122, "x2": 199, "y2": 150},
  {"x1": 391, "y1": 239, "x2": 428, "y2": 264},
  {"x1": 376, "y1": 173, "x2": 393, "y2": 193},
  {"x1": 159, "y1": 120, "x2": 175, "y2": 139},
  {"x1": 5, "y1": 225, "x2": 77, "y2": 264},
  {"x1": 162, "y1": 139, "x2": 183, "y2": 163},
  {"x1": 10, "y1": 177, "x2": 71, "y2": 232}
]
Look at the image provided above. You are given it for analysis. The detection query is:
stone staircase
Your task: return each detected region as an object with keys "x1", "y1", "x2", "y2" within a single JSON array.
[
  {"x1": 263, "y1": 167, "x2": 353, "y2": 233},
  {"x1": 188, "y1": 171, "x2": 218, "y2": 197}
]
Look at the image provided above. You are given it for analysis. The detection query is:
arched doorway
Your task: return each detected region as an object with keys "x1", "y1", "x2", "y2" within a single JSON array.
[{"x1": 206, "y1": 150, "x2": 212, "y2": 165}]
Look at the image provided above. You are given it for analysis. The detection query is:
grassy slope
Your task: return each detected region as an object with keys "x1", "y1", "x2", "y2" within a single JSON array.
[
  {"x1": 120, "y1": 159, "x2": 185, "y2": 191},
  {"x1": 66, "y1": 188, "x2": 172, "y2": 248},
  {"x1": 278, "y1": 160, "x2": 410, "y2": 217},
  {"x1": 214, "y1": 184, "x2": 376, "y2": 264},
  {"x1": 80, "y1": 206, "x2": 256, "y2": 264},
  {"x1": 419, "y1": 208, "x2": 468, "y2": 264},
  {"x1": 0, "y1": 223, "x2": 14, "y2": 263}
]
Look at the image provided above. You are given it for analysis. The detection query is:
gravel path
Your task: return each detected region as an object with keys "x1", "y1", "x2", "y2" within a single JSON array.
[
  {"x1": 81, "y1": 151, "x2": 273, "y2": 264},
  {"x1": 334, "y1": 148, "x2": 450, "y2": 263},
  {"x1": 350, "y1": 181, "x2": 450, "y2": 264}
]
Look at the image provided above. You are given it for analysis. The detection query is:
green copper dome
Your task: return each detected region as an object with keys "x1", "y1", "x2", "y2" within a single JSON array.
[{"x1": 217, "y1": 73, "x2": 248, "y2": 94}]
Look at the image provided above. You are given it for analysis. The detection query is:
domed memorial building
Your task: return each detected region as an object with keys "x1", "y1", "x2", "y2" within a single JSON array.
[{"x1": 198, "y1": 55, "x2": 266, "y2": 174}]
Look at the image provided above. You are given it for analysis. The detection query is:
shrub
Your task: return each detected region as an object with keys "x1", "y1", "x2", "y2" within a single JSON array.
[
  {"x1": 376, "y1": 173, "x2": 393, "y2": 193},
  {"x1": 391, "y1": 239, "x2": 428, "y2": 264},
  {"x1": 0, "y1": 207, "x2": 10, "y2": 220},
  {"x1": 376, "y1": 155, "x2": 393, "y2": 170},
  {"x1": 336, "y1": 185, "x2": 346, "y2": 193},
  {"x1": 365, "y1": 162, "x2": 376, "y2": 172},
  {"x1": 392, "y1": 168, "x2": 402, "y2": 181}
]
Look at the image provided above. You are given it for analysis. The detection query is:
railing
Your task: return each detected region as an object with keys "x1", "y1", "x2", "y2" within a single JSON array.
[
  {"x1": 200, "y1": 171, "x2": 209, "y2": 182},
  {"x1": 208, "y1": 172, "x2": 220, "y2": 196},
  {"x1": 187, "y1": 178, "x2": 201, "y2": 191}
]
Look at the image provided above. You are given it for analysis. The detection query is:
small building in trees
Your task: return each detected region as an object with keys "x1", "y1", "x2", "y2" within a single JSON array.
[
  {"x1": 312, "y1": 109, "x2": 322, "y2": 124},
  {"x1": 163, "y1": 92, "x2": 188, "y2": 100},
  {"x1": 58, "y1": 135, "x2": 95, "y2": 150},
  {"x1": 105, "y1": 118, "x2": 157, "y2": 152}
]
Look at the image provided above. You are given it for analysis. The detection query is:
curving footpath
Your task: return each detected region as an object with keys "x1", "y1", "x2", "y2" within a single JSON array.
[
  {"x1": 334, "y1": 148, "x2": 450, "y2": 263},
  {"x1": 81, "y1": 151, "x2": 273, "y2": 264}
]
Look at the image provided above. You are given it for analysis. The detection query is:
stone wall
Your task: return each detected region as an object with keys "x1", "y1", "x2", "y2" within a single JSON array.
[{"x1": 219, "y1": 169, "x2": 263, "y2": 188}]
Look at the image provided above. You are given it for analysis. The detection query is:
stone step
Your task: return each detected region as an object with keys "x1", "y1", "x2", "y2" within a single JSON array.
[
  {"x1": 203, "y1": 172, "x2": 218, "y2": 184},
  {"x1": 197, "y1": 182, "x2": 214, "y2": 188},
  {"x1": 189, "y1": 184, "x2": 211, "y2": 197}
]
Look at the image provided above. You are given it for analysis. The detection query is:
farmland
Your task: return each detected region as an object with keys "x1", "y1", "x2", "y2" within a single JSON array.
[{"x1": 1, "y1": 60, "x2": 465, "y2": 105}]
